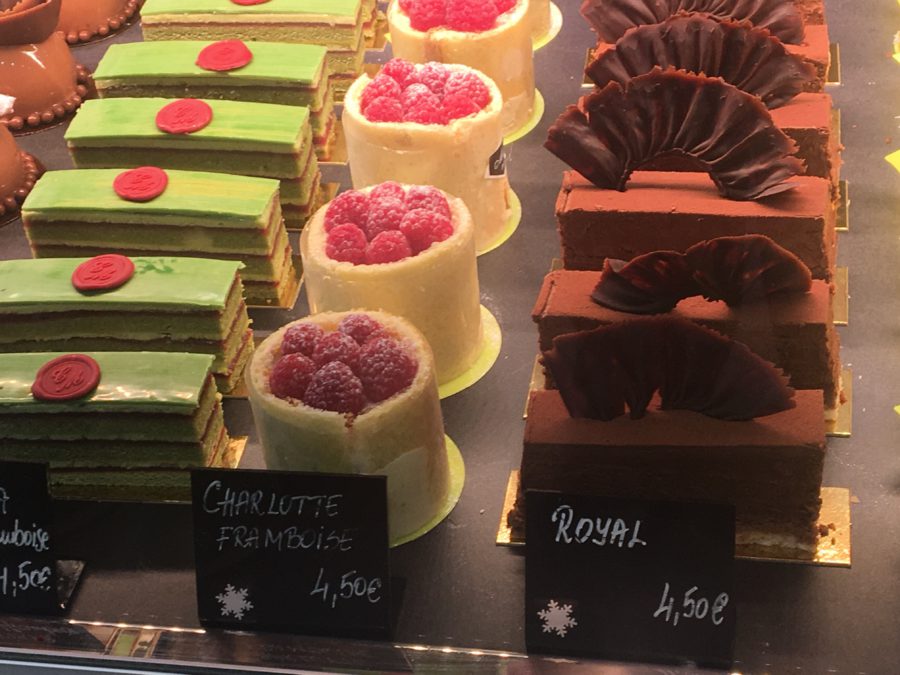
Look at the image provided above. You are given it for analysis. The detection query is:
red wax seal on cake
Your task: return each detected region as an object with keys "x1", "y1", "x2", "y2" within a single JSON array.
[
  {"x1": 31, "y1": 354, "x2": 101, "y2": 402},
  {"x1": 113, "y1": 167, "x2": 168, "y2": 202},
  {"x1": 155, "y1": 99, "x2": 213, "y2": 134},
  {"x1": 230, "y1": 0, "x2": 270, "y2": 4},
  {"x1": 196, "y1": 40, "x2": 254, "y2": 72},
  {"x1": 72, "y1": 254, "x2": 135, "y2": 293}
]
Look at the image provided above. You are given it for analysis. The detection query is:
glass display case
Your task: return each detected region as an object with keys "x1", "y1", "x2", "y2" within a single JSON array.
[{"x1": 0, "y1": 0, "x2": 897, "y2": 672}]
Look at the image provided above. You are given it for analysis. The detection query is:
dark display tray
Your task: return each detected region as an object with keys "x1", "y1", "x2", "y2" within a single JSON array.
[{"x1": 2, "y1": 1, "x2": 899, "y2": 672}]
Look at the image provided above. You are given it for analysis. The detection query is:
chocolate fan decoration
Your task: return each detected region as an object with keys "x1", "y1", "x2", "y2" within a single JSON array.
[
  {"x1": 580, "y1": 0, "x2": 805, "y2": 44},
  {"x1": 586, "y1": 14, "x2": 816, "y2": 108},
  {"x1": 545, "y1": 68, "x2": 805, "y2": 200},
  {"x1": 542, "y1": 316, "x2": 796, "y2": 421},
  {"x1": 592, "y1": 235, "x2": 813, "y2": 313}
]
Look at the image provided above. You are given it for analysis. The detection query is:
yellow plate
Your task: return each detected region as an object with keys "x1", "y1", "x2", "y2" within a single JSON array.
[
  {"x1": 477, "y1": 187, "x2": 521, "y2": 256},
  {"x1": 391, "y1": 435, "x2": 465, "y2": 547},
  {"x1": 533, "y1": 2, "x2": 564, "y2": 51},
  {"x1": 504, "y1": 88, "x2": 545, "y2": 145},
  {"x1": 438, "y1": 305, "x2": 502, "y2": 399}
]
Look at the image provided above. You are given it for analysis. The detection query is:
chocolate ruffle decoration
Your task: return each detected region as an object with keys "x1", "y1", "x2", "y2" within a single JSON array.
[
  {"x1": 586, "y1": 14, "x2": 816, "y2": 108},
  {"x1": 542, "y1": 317, "x2": 795, "y2": 421},
  {"x1": 545, "y1": 68, "x2": 804, "y2": 200},
  {"x1": 580, "y1": 0, "x2": 805, "y2": 44},
  {"x1": 592, "y1": 235, "x2": 812, "y2": 313}
]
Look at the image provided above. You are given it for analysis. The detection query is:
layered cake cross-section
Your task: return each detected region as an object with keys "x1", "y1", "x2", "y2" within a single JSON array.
[
  {"x1": 64, "y1": 97, "x2": 320, "y2": 229},
  {"x1": 0, "y1": 351, "x2": 232, "y2": 501},
  {"x1": 514, "y1": 317, "x2": 827, "y2": 560},
  {"x1": 0, "y1": 255, "x2": 253, "y2": 394},
  {"x1": 22, "y1": 167, "x2": 298, "y2": 307},
  {"x1": 93, "y1": 40, "x2": 337, "y2": 160}
]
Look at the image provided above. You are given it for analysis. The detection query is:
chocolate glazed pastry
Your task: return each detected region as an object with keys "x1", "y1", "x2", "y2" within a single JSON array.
[
  {"x1": 56, "y1": 0, "x2": 142, "y2": 45},
  {"x1": 586, "y1": 14, "x2": 816, "y2": 108},
  {"x1": 592, "y1": 234, "x2": 813, "y2": 313},
  {"x1": 0, "y1": 0, "x2": 94, "y2": 132},
  {"x1": 580, "y1": 0, "x2": 805, "y2": 44},
  {"x1": 0, "y1": 120, "x2": 42, "y2": 224},
  {"x1": 545, "y1": 68, "x2": 804, "y2": 200},
  {"x1": 541, "y1": 316, "x2": 796, "y2": 421}
]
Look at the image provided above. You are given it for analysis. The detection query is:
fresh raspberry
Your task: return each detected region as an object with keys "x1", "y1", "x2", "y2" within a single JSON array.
[
  {"x1": 338, "y1": 313, "x2": 385, "y2": 345},
  {"x1": 443, "y1": 92, "x2": 483, "y2": 120},
  {"x1": 363, "y1": 96, "x2": 404, "y2": 123},
  {"x1": 405, "y1": 185, "x2": 452, "y2": 219},
  {"x1": 381, "y1": 58, "x2": 419, "y2": 88},
  {"x1": 302, "y1": 361, "x2": 366, "y2": 414},
  {"x1": 360, "y1": 73, "x2": 402, "y2": 112},
  {"x1": 401, "y1": 83, "x2": 434, "y2": 111},
  {"x1": 400, "y1": 209, "x2": 454, "y2": 253},
  {"x1": 269, "y1": 353, "x2": 317, "y2": 400},
  {"x1": 326, "y1": 223, "x2": 368, "y2": 264},
  {"x1": 495, "y1": 0, "x2": 517, "y2": 12},
  {"x1": 312, "y1": 331, "x2": 361, "y2": 371},
  {"x1": 364, "y1": 197, "x2": 407, "y2": 240},
  {"x1": 281, "y1": 322, "x2": 324, "y2": 357},
  {"x1": 365, "y1": 231, "x2": 413, "y2": 264},
  {"x1": 418, "y1": 62, "x2": 451, "y2": 96},
  {"x1": 369, "y1": 181, "x2": 406, "y2": 204},
  {"x1": 446, "y1": 0, "x2": 499, "y2": 31},
  {"x1": 398, "y1": 0, "x2": 414, "y2": 11},
  {"x1": 324, "y1": 189, "x2": 369, "y2": 230},
  {"x1": 403, "y1": 94, "x2": 448, "y2": 124},
  {"x1": 444, "y1": 70, "x2": 492, "y2": 108},
  {"x1": 407, "y1": 0, "x2": 446, "y2": 31},
  {"x1": 358, "y1": 337, "x2": 418, "y2": 402}
]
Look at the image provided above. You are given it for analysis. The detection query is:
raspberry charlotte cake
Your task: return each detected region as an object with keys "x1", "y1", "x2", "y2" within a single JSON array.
[
  {"x1": 388, "y1": 0, "x2": 534, "y2": 134},
  {"x1": 301, "y1": 183, "x2": 484, "y2": 387},
  {"x1": 247, "y1": 310, "x2": 455, "y2": 545},
  {"x1": 0, "y1": 0, "x2": 92, "y2": 132},
  {"x1": 342, "y1": 59, "x2": 511, "y2": 253},
  {"x1": 55, "y1": 0, "x2": 140, "y2": 44},
  {"x1": 514, "y1": 317, "x2": 827, "y2": 560}
]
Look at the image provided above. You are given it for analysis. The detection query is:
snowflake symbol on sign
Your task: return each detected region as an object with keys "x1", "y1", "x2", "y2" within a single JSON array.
[
  {"x1": 216, "y1": 584, "x2": 254, "y2": 620},
  {"x1": 537, "y1": 599, "x2": 577, "y2": 637}
]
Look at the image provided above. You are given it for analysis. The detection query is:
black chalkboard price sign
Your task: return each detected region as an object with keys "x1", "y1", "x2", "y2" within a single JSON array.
[
  {"x1": 191, "y1": 468, "x2": 391, "y2": 637},
  {"x1": 525, "y1": 490, "x2": 736, "y2": 668},
  {"x1": 0, "y1": 461, "x2": 68, "y2": 615}
]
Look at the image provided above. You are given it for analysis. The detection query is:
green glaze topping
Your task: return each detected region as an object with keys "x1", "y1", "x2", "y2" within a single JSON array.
[
  {"x1": 0, "y1": 257, "x2": 241, "y2": 313},
  {"x1": 23, "y1": 169, "x2": 279, "y2": 225},
  {"x1": 142, "y1": 0, "x2": 360, "y2": 19},
  {"x1": 95, "y1": 41, "x2": 327, "y2": 88},
  {"x1": 65, "y1": 98, "x2": 310, "y2": 152},
  {"x1": 0, "y1": 352, "x2": 214, "y2": 413}
]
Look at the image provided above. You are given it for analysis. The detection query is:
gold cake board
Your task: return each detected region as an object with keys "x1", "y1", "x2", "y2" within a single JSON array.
[
  {"x1": 837, "y1": 180, "x2": 850, "y2": 232},
  {"x1": 495, "y1": 470, "x2": 851, "y2": 567},
  {"x1": 532, "y1": 2, "x2": 564, "y2": 52}
]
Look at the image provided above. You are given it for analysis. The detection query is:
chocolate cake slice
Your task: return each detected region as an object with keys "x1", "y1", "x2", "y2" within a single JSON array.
[
  {"x1": 533, "y1": 236, "x2": 841, "y2": 410},
  {"x1": 514, "y1": 318, "x2": 826, "y2": 559}
]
